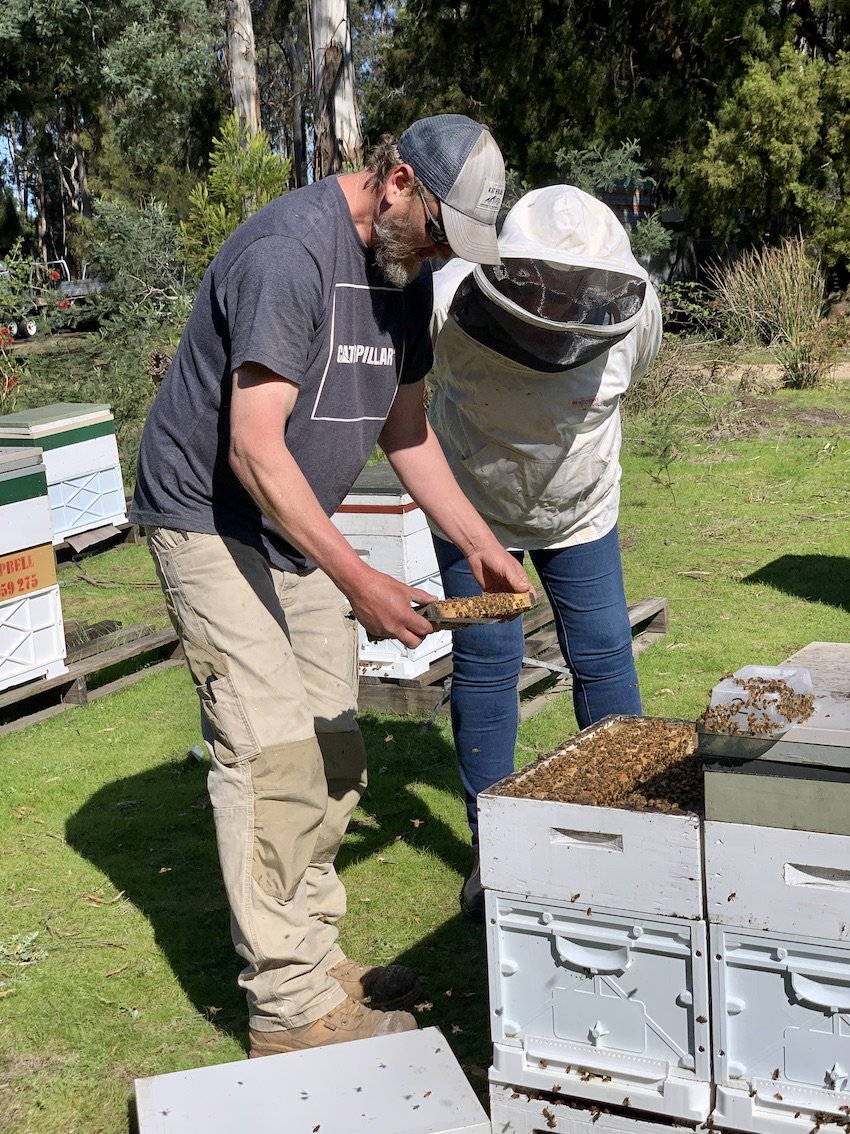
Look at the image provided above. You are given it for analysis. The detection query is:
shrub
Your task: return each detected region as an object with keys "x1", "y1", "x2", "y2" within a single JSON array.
[
  {"x1": 621, "y1": 338, "x2": 729, "y2": 487},
  {"x1": 555, "y1": 139, "x2": 672, "y2": 263},
  {"x1": 707, "y1": 236, "x2": 833, "y2": 387},
  {"x1": 72, "y1": 198, "x2": 194, "y2": 476},
  {"x1": 657, "y1": 281, "x2": 719, "y2": 340},
  {"x1": 0, "y1": 323, "x2": 24, "y2": 413},
  {"x1": 775, "y1": 322, "x2": 839, "y2": 389},
  {"x1": 706, "y1": 236, "x2": 826, "y2": 347},
  {"x1": 179, "y1": 114, "x2": 292, "y2": 277}
]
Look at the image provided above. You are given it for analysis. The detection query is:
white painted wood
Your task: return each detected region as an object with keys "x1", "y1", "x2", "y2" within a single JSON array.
[
  {"x1": 0, "y1": 494, "x2": 53, "y2": 556},
  {"x1": 0, "y1": 403, "x2": 111, "y2": 436},
  {"x1": 781, "y1": 642, "x2": 850, "y2": 696},
  {"x1": 40, "y1": 433, "x2": 120, "y2": 483},
  {"x1": 135, "y1": 1026, "x2": 489, "y2": 1134},
  {"x1": 333, "y1": 524, "x2": 438, "y2": 582},
  {"x1": 333, "y1": 506, "x2": 431, "y2": 538},
  {"x1": 479, "y1": 791, "x2": 704, "y2": 919},
  {"x1": 705, "y1": 820, "x2": 850, "y2": 942}
]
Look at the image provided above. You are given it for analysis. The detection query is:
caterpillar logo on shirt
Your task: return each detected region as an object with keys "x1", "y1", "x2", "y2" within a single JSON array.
[{"x1": 336, "y1": 344, "x2": 396, "y2": 365}]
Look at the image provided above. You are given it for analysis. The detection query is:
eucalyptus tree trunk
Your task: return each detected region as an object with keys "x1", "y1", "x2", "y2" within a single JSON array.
[
  {"x1": 285, "y1": 28, "x2": 309, "y2": 187},
  {"x1": 309, "y1": 0, "x2": 362, "y2": 179},
  {"x1": 226, "y1": 0, "x2": 261, "y2": 135}
]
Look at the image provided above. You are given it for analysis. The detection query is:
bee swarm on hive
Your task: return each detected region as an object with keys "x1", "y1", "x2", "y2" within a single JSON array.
[
  {"x1": 497, "y1": 717, "x2": 702, "y2": 814},
  {"x1": 699, "y1": 673, "x2": 815, "y2": 736}
]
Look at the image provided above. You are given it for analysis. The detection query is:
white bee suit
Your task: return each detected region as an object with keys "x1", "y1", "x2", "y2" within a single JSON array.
[{"x1": 427, "y1": 184, "x2": 663, "y2": 549}]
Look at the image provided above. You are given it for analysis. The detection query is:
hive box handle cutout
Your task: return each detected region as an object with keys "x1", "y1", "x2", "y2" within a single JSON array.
[
  {"x1": 551, "y1": 827, "x2": 624, "y2": 852},
  {"x1": 784, "y1": 863, "x2": 850, "y2": 891}
]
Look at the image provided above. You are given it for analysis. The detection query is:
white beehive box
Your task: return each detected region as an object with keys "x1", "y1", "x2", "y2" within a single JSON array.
[
  {"x1": 705, "y1": 820, "x2": 850, "y2": 943},
  {"x1": 487, "y1": 892, "x2": 711, "y2": 1122},
  {"x1": 490, "y1": 1083, "x2": 709, "y2": 1134},
  {"x1": 134, "y1": 1026, "x2": 490, "y2": 1134},
  {"x1": 478, "y1": 718, "x2": 704, "y2": 921},
  {"x1": 332, "y1": 464, "x2": 452, "y2": 679},
  {"x1": 332, "y1": 462, "x2": 443, "y2": 582},
  {"x1": 0, "y1": 402, "x2": 127, "y2": 543},
  {"x1": 0, "y1": 447, "x2": 54, "y2": 555},
  {"x1": 711, "y1": 923, "x2": 850, "y2": 1134},
  {"x1": 0, "y1": 448, "x2": 67, "y2": 691}
]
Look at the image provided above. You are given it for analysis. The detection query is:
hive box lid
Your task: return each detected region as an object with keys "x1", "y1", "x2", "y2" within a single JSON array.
[
  {"x1": 134, "y1": 1027, "x2": 490, "y2": 1134},
  {"x1": 338, "y1": 462, "x2": 414, "y2": 508},
  {"x1": 782, "y1": 641, "x2": 850, "y2": 696},
  {"x1": 0, "y1": 402, "x2": 113, "y2": 439},
  {"x1": 0, "y1": 446, "x2": 44, "y2": 475}
]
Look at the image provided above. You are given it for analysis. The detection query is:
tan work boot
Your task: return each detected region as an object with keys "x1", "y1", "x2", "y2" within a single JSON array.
[
  {"x1": 329, "y1": 958, "x2": 420, "y2": 1010},
  {"x1": 249, "y1": 995, "x2": 417, "y2": 1057}
]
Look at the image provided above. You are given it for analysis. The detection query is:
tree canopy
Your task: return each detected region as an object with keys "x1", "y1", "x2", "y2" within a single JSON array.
[
  {"x1": 1, "y1": 0, "x2": 849, "y2": 279},
  {"x1": 363, "y1": 0, "x2": 850, "y2": 275}
]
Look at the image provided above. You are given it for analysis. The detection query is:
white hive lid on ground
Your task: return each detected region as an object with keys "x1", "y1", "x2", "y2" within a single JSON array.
[
  {"x1": 134, "y1": 1026, "x2": 490, "y2": 1134},
  {"x1": 0, "y1": 402, "x2": 114, "y2": 439}
]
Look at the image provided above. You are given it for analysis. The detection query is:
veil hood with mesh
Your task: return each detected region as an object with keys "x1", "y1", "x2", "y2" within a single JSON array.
[{"x1": 448, "y1": 185, "x2": 650, "y2": 372}]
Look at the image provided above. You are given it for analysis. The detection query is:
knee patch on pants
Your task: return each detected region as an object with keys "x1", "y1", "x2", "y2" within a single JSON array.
[
  {"x1": 250, "y1": 738, "x2": 327, "y2": 903},
  {"x1": 313, "y1": 729, "x2": 368, "y2": 864}
]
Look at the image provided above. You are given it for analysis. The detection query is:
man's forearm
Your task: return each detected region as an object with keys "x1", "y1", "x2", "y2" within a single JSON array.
[
  {"x1": 384, "y1": 422, "x2": 503, "y2": 557},
  {"x1": 230, "y1": 441, "x2": 370, "y2": 593}
]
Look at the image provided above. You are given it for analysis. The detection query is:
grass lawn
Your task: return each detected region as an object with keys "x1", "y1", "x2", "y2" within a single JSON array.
[{"x1": 1, "y1": 375, "x2": 849, "y2": 1132}]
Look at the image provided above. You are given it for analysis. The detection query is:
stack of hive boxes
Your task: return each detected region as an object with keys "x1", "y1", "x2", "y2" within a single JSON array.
[
  {"x1": 0, "y1": 447, "x2": 67, "y2": 691},
  {"x1": 702, "y1": 651, "x2": 850, "y2": 1134},
  {"x1": 331, "y1": 463, "x2": 451, "y2": 680},
  {"x1": 478, "y1": 655, "x2": 850, "y2": 1134},
  {"x1": 0, "y1": 402, "x2": 127, "y2": 545},
  {"x1": 478, "y1": 717, "x2": 711, "y2": 1134}
]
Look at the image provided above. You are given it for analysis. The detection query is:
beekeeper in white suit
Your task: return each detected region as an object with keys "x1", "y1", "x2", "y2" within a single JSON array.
[{"x1": 427, "y1": 184, "x2": 663, "y2": 920}]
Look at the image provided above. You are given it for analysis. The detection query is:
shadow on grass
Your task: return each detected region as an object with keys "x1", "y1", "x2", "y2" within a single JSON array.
[
  {"x1": 64, "y1": 712, "x2": 482, "y2": 1059},
  {"x1": 743, "y1": 554, "x2": 850, "y2": 613}
]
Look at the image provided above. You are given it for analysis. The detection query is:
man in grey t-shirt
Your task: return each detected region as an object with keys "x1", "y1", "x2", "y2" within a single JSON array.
[{"x1": 131, "y1": 115, "x2": 530, "y2": 1057}]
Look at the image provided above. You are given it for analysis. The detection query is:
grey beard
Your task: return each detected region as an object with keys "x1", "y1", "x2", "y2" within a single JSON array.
[{"x1": 373, "y1": 215, "x2": 422, "y2": 288}]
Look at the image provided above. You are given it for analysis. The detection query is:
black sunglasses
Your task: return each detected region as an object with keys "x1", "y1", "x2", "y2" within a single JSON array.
[{"x1": 416, "y1": 186, "x2": 450, "y2": 246}]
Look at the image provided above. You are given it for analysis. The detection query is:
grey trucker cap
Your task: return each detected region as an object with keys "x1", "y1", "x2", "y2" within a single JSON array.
[{"x1": 397, "y1": 114, "x2": 505, "y2": 265}]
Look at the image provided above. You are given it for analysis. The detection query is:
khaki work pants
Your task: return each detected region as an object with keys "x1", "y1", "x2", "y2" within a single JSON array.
[{"x1": 148, "y1": 528, "x2": 367, "y2": 1031}]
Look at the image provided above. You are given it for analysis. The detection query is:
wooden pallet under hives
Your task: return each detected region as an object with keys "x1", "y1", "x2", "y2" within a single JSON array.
[{"x1": 358, "y1": 595, "x2": 669, "y2": 719}]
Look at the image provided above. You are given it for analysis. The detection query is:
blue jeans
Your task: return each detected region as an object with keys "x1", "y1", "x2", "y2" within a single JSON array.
[{"x1": 433, "y1": 526, "x2": 641, "y2": 846}]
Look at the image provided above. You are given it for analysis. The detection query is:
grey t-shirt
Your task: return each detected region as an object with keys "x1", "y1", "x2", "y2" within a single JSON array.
[{"x1": 131, "y1": 176, "x2": 433, "y2": 571}]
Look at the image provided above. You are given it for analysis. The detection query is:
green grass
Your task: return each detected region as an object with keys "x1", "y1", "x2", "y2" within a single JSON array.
[
  {"x1": 57, "y1": 542, "x2": 171, "y2": 632},
  {"x1": 1, "y1": 381, "x2": 850, "y2": 1131}
]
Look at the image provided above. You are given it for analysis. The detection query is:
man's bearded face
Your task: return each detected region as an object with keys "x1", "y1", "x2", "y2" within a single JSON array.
[{"x1": 372, "y1": 209, "x2": 424, "y2": 288}]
